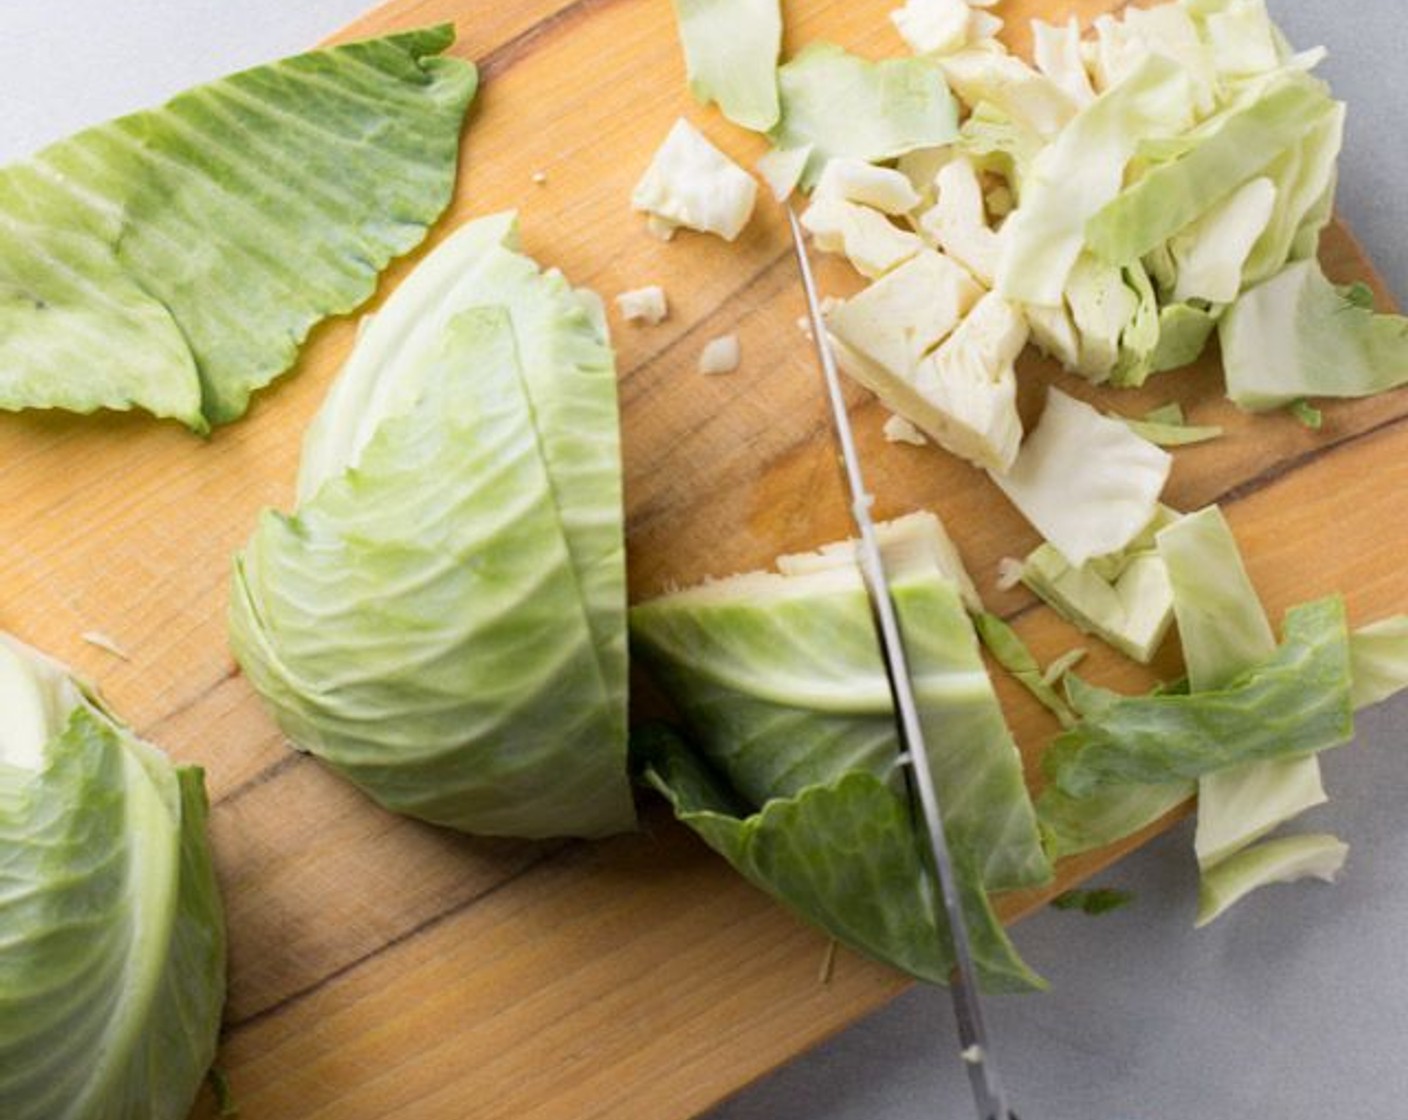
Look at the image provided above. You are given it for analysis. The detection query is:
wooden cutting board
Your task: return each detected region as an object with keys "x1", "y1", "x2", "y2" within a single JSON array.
[{"x1": 3, "y1": 1, "x2": 1405, "y2": 1116}]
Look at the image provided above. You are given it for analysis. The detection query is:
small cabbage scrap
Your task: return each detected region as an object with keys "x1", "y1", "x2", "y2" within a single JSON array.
[
  {"x1": 1196, "y1": 833, "x2": 1348, "y2": 928},
  {"x1": 1120, "y1": 403, "x2": 1223, "y2": 448},
  {"x1": 890, "y1": 0, "x2": 1002, "y2": 58},
  {"x1": 0, "y1": 634, "x2": 225, "y2": 1120},
  {"x1": 1220, "y1": 258, "x2": 1408, "y2": 411},
  {"x1": 616, "y1": 285, "x2": 670, "y2": 325},
  {"x1": 1020, "y1": 506, "x2": 1180, "y2": 664},
  {"x1": 669, "y1": 0, "x2": 782, "y2": 131},
  {"x1": 630, "y1": 514, "x2": 1050, "y2": 988},
  {"x1": 917, "y1": 155, "x2": 1004, "y2": 287},
  {"x1": 1349, "y1": 617, "x2": 1408, "y2": 710},
  {"x1": 0, "y1": 26, "x2": 477, "y2": 432},
  {"x1": 769, "y1": 43, "x2": 960, "y2": 190},
  {"x1": 231, "y1": 213, "x2": 634, "y2": 839},
  {"x1": 632, "y1": 119, "x2": 758, "y2": 242},
  {"x1": 992, "y1": 389, "x2": 1172, "y2": 567}
]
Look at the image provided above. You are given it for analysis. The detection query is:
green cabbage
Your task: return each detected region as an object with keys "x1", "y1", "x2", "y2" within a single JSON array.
[
  {"x1": 230, "y1": 214, "x2": 633, "y2": 839},
  {"x1": 1044, "y1": 596, "x2": 1353, "y2": 799},
  {"x1": 1083, "y1": 71, "x2": 1336, "y2": 269},
  {"x1": 1220, "y1": 258, "x2": 1408, "y2": 410},
  {"x1": 630, "y1": 515, "x2": 1049, "y2": 988},
  {"x1": 1349, "y1": 617, "x2": 1408, "y2": 710},
  {"x1": 768, "y1": 43, "x2": 959, "y2": 189},
  {"x1": 0, "y1": 634, "x2": 224, "y2": 1120},
  {"x1": 669, "y1": 0, "x2": 781, "y2": 131},
  {"x1": 991, "y1": 389, "x2": 1172, "y2": 567},
  {"x1": 1195, "y1": 833, "x2": 1347, "y2": 927},
  {"x1": 0, "y1": 26, "x2": 476, "y2": 432},
  {"x1": 1019, "y1": 506, "x2": 1180, "y2": 664}
]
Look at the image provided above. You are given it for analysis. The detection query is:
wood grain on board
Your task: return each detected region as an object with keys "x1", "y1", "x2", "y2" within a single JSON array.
[{"x1": 1, "y1": 1, "x2": 1404, "y2": 1117}]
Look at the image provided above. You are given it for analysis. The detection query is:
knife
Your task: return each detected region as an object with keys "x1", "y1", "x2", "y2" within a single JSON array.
[{"x1": 784, "y1": 206, "x2": 1017, "y2": 1120}]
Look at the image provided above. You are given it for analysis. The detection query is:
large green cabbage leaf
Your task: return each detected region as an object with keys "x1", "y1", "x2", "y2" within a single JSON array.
[
  {"x1": 229, "y1": 215, "x2": 633, "y2": 839},
  {"x1": 630, "y1": 519, "x2": 1049, "y2": 988},
  {"x1": 0, "y1": 635, "x2": 224, "y2": 1120},
  {"x1": 0, "y1": 25, "x2": 476, "y2": 432},
  {"x1": 636, "y1": 726, "x2": 1043, "y2": 993}
]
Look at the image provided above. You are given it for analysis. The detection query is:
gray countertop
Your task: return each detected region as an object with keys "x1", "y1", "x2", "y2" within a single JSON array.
[{"x1": 4, "y1": 3, "x2": 1404, "y2": 1118}]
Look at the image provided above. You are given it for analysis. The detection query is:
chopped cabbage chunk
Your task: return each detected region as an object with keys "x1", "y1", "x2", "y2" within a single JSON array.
[{"x1": 632, "y1": 118, "x2": 758, "y2": 242}]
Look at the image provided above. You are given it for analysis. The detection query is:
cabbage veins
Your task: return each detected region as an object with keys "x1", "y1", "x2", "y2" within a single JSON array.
[
  {"x1": 229, "y1": 213, "x2": 633, "y2": 839},
  {"x1": 0, "y1": 634, "x2": 224, "y2": 1120}
]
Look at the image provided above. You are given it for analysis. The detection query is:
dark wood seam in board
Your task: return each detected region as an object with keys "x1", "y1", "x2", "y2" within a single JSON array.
[
  {"x1": 222, "y1": 838, "x2": 575, "y2": 1033},
  {"x1": 478, "y1": 0, "x2": 623, "y2": 80}
]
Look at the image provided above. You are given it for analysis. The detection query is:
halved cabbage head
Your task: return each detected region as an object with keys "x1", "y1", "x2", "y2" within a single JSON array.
[
  {"x1": 229, "y1": 213, "x2": 634, "y2": 839},
  {"x1": 631, "y1": 513, "x2": 1049, "y2": 990},
  {"x1": 0, "y1": 633, "x2": 224, "y2": 1120}
]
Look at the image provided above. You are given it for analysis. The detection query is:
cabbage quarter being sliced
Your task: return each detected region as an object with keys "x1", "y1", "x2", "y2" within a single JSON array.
[
  {"x1": 631, "y1": 513, "x2": 1050, "y2": 989},
  {"x1": 0, "y1": 634, "x2": 225, "y2": 1120},
  {"x1": 229, "y1": 213, "x2": 634, "y2": 839}
]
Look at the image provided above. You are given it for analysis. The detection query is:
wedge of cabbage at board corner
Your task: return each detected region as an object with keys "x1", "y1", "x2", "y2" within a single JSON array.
[
  {"x1": 0, "y1": 633, "x2": 225, "y2": 1120},
  {"x1": 0, "y1": 25, "x2": 476, "y2": 432},
  {"x1": 630, "y1": 513, "x2": 1049, "y2": 991},
  {"x1": 229, "y1": 211, "x2": 635, "y2": 839}
]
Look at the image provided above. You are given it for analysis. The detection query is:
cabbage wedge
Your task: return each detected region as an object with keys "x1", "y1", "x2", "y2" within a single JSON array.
[
  {"x1": 230, "y1": 214, "x2": 633, "y2": 839},
  {"x1": 631, "y1": 514, "x2": 1049, "y2": 989},
  {"x1": 0, "y1": 634, "x2": 224, "y2": 1120},
  {"x1": 0, "y1": 26, "x2": 476, "y2": 431}
]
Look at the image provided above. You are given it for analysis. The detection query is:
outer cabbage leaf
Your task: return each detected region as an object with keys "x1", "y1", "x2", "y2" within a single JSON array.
[
  {"x1": 0, "y1": 635, "x2": 224, "y2": 1120},
  {"x1": 1044, "y1": 597, "x2": 1353, "y2": 798},
  {"x1": 0, "y1": 25, "x2": 477, "y2": 431},
  {"x1": 1221, "y1": 258, "x2": 1408, "y2": 410},
  {"x1": 670, "y1": 0, "x2": 781, "y2": 131},
  {"x1": 231, "y1": 219, "x2": 632, "y2": 839},
  {"x1": 769, "y1": 43, "x2": 959, "y2": 190},
  {"x1": 635, "y1": 726, "x2": 1043, "y2": 992}
]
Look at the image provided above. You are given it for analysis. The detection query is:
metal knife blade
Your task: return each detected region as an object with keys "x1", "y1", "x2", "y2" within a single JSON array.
[{"x1": 785, "y1": 205, "x2": 1016, "y2": 1120}]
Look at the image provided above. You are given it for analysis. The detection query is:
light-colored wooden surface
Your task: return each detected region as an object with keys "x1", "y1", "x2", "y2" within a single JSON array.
[{"x1": 1, "y1": 1, "x2": 1405, "y2": 1117}]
